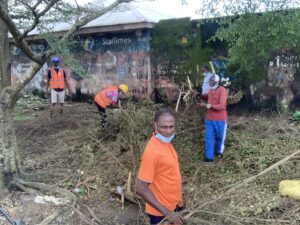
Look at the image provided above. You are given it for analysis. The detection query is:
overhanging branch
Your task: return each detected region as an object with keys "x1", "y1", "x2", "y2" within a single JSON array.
[
  {"x1": 0, "y1": 4, "x2": 43, "y2": 64},
  {"x1": 22, "y1": 0, "x2": 62, "y2": 40},
  {"x1": 59, "y1": 0, "x2": 125, "y2": 44}
]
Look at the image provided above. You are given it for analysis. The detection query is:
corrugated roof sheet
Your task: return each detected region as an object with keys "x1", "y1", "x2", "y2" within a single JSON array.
[
  {"x1": 25, "y1": 1, "x2": 176, "y2": 36},
  {"x1": 82, "y1": 1, "x2": 174, "y2": 28}
]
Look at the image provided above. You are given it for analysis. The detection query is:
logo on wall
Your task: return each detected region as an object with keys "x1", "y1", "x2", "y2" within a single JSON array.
[
  {"x1": 270, "y1": 55, "x2": 300, "y2": 68},
  {"x1": 81, "y1": 36, "x2": 95, "y2": 51},
  {"x1": 10, "y1": 45, "x2": 21, "y2": 56},
  {"x1": 104, "y1": 50, "x2": 117, "y2": 71},
  {"x1": 136, "y1": 30, "x2": 147, "y2": 42},
  {"x1": 30, "y1": 43, "x2": 46, "y2": 53}
]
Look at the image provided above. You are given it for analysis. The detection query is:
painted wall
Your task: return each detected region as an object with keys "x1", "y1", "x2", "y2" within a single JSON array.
[
  {"x1": 250, "y1": 53, "x2": 300, "y2": 109},
  {"x1": 9, "y1": 29, "x2": 153, "y2": 97}
]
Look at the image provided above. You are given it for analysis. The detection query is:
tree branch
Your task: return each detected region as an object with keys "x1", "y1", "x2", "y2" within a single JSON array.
[
  {"x1": 0, "y1": 4, "x2": 44, "y2": 64},
  {"x1": 59, "y1": 0, "x2": 124, "y2": 44},
  {"x1": 6, "y1": 62, "x2": 43, "y2": 104},
  {"x1": 22, "y1": 0, "x2": 62, "y2": 39}
]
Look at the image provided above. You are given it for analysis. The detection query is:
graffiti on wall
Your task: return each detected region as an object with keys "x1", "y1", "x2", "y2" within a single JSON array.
[
  {"x1": 269, "y1": 54, "x2": 300, "y2": 68},
  {"x1": 72, "y1": 50, "x2": 151, "y2": 97},
  {"x1": 10, "y1": 44, "x2": 21, "y2": 56},
  {"x1": 250, "y1": 53, "x2": 300, "y2": 108},
  {"x1": 10, "y1": 41, "x2": 47, "y2": 58},
  {"x1": 11, "y1": 56, "x2": 48, "y2": 91},
  {"x1": 10, "y1": 29, "x2": 152, "y2": 97}
]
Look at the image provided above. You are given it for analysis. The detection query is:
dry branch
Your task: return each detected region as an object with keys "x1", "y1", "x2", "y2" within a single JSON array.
[
  {"x1": 37, "y1": 210, "x2": 59, "y2": 225},
  {"x1": 226, "y1": 150, "x2": 300, "y2": 194}
]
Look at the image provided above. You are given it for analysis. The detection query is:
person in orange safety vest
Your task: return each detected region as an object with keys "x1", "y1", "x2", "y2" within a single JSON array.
[
  {"x1": 94, "y1": 84, "x2": 128, "y2": 128},
  {"x1": 46, "y1": 56, "x2": 71, "y2": 117}
]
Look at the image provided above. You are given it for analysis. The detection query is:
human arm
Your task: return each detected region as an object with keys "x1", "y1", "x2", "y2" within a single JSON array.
[
  {"x1": 63, "y1": 70, "x2": 72, "y2": 93},
  {"x1": 107, "y1": 89, "x2": 118, "y2": 105},
  {"x1": 200, "y1": 94, "x2": 208, "y2": 100},
  {"x1": 46, "y1": 70, "x2": 51, "y2": 94},
  {"x1": 196, "y1": 102, "x2": 208, "y2": 108},
  {"x1": 136, "y1": 179, "x2": 184, "y2": 225}
]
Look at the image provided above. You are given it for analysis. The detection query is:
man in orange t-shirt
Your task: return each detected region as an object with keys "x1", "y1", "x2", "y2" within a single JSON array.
[{"x1": 136, "y1": 108, "x2": 184, "y2": 225}]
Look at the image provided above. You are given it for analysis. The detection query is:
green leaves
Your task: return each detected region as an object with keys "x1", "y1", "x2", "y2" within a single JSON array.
[
  {"x1": 292, "y1": 111, "x2": 300, "y2": 121},
  {"x1": 214, "y1": 9, "x2": 300, "y2": 78},
  {"x1": 151, "y1": 18, "x2": 213, "y2": 83},
  {"x1": 198, "y1": 0, "x2": 300, "y2": 83}
]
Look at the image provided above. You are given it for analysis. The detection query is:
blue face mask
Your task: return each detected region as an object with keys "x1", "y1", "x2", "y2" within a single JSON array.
[{"x1": 155, "y1": 132, "x2": 175, "y2": 143}]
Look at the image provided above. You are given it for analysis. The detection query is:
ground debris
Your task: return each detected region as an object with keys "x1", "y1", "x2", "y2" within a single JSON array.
[{"x1": 10, "y1": 97, "x2": 300, "y2": 224}]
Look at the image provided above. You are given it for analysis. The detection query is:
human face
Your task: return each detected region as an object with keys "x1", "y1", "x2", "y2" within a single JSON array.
[
  {"x1": 53, "y1": 62, "x2": 59, "y2": 67},
  {"x1": 209, "y1": 77, "x2": 217, "y2": 87},
  {"x1": 118, "y1": 90, "x2": 125, "y2": 99},
  {"x1": 154, "y1": 115, "x2": 175, "y2": 137}
]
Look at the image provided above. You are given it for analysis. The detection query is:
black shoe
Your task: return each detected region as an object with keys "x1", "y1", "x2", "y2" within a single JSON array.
[{"x1": 204, "y1": 158, "x2": 213, "y2": 162}]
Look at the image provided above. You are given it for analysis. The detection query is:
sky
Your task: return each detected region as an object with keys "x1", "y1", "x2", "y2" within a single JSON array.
[{"x1": 68, "y1": 0, "x2": 202, "y2": 19}]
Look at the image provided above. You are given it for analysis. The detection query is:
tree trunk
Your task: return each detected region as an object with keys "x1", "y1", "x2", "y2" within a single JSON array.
[
  {"x1": 0, "y1": 0, "x2": 18, "y2": 193},
  {"x1": 0, "y1": 94, "x2": 19, "y2": 193},
  {"x1": 0, "y1": 0, "x2": 10, "y2": 89}
]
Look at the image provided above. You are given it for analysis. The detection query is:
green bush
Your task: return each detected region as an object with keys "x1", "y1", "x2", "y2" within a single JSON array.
[{"x1": 293, "y1": 111, "x2": 300, "y2": 121}]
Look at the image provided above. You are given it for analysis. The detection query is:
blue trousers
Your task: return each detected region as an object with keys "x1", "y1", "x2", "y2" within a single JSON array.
[
  {"x1": 204, "y1": 120, "x2": 227, "y2": 161},
  {"x1": 148, "y1": 205, "x2": 183, "y2": 225}
]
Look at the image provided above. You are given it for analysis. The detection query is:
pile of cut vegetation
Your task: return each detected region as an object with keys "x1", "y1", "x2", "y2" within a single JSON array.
[
  {"x1": 84, "y1": 102, "x2": 300, "y2": 224},
  {"x1": 15, "y1": 96, "x2": 300, "y2": 224}
]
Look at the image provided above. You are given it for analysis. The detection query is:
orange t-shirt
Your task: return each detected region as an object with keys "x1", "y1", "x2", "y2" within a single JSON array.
[{"x1": 138, "y1": 135, "x2": 183, "y2": 216}]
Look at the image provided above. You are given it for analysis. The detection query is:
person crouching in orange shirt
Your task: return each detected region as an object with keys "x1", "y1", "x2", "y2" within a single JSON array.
[
  {"x1": 136, "y1": 108, "x2": 184, "y2": 225},
  {"x1": 94, "y1": 84, "x2": 128, "y2": 129}
]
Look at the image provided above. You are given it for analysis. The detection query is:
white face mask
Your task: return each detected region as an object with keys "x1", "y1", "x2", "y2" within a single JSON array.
[
  {"x1": 210, "y1": 84, "x2": 219, "y2": 90},
  {"x1": 154, "y1": 122, "x2": 175, "y2": 143},
  {"x1": 155, "y1": 132, "x2": 175, "y2": 143}
]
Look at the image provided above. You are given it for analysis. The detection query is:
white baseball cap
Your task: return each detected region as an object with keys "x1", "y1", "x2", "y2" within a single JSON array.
[{"x1": 212, "y1": 74, "x2": 220, "y2": 82}]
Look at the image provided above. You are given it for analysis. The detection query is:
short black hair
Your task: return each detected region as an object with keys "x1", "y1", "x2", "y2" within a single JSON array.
[{"x1": 154, "y1": 108, "x2": 175, "y2": 122}]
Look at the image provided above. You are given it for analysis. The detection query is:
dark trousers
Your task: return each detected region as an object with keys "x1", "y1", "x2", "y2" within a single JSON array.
[
  {"x1": 95, "y1": 102, "x2": 108, "y2": 128},
  {"x1": 148, "y1": 205, "x2": 183, "y2": 225}
]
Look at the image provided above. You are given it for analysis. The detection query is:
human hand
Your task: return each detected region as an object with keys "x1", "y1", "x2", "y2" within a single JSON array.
[
  {"x1": 45, "y1": 89, "x2": 49, "y2": 98},
  {"x1": 206, "y1": 103, "x2": 211, "y2": 109},
  {"x1": 167, "y1": 212, "x2": 184, "y2": 225},
  {"x1": 196, "y1": 102, "x2": 207, "y2": 108}
]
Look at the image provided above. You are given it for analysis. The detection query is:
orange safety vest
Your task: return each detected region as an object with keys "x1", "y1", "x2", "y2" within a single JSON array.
[
  {"x1": 94, "y1": 86, "x2": 118, "y2": 109},
  {"x1": 49, "y1": 68, "x2": 65, "y2": 89}
]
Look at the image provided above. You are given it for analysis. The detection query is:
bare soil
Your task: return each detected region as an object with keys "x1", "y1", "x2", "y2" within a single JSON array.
[{"x1": 1, "y1": 101, "x2": 141, "y2": 225}]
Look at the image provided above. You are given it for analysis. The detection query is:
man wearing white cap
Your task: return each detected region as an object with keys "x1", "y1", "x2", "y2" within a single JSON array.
[
  {"x1": 201, "y1": 66, "x2": 213, "y2": 95},
  {"x1": 199, "y1": 74, "x2": 228, "y2": 162}
]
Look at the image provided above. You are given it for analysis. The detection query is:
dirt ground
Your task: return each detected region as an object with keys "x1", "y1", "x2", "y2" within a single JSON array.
[
  {"x1": 1, "y1": 100, "x2": 142, "y2": 225},
  {"x1": 1, "y1": 95, "x2": 300, "y2": 225}
]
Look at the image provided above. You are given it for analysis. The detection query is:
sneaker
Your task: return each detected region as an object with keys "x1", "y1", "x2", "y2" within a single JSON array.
[{"x1": 204, "y1": 158, "x2": 213, "y2": 162}]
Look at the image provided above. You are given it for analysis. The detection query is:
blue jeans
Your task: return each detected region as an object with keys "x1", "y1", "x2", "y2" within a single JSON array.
[{"x1": 204, "y1": 120, "x2": 227, "y2": 161}]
